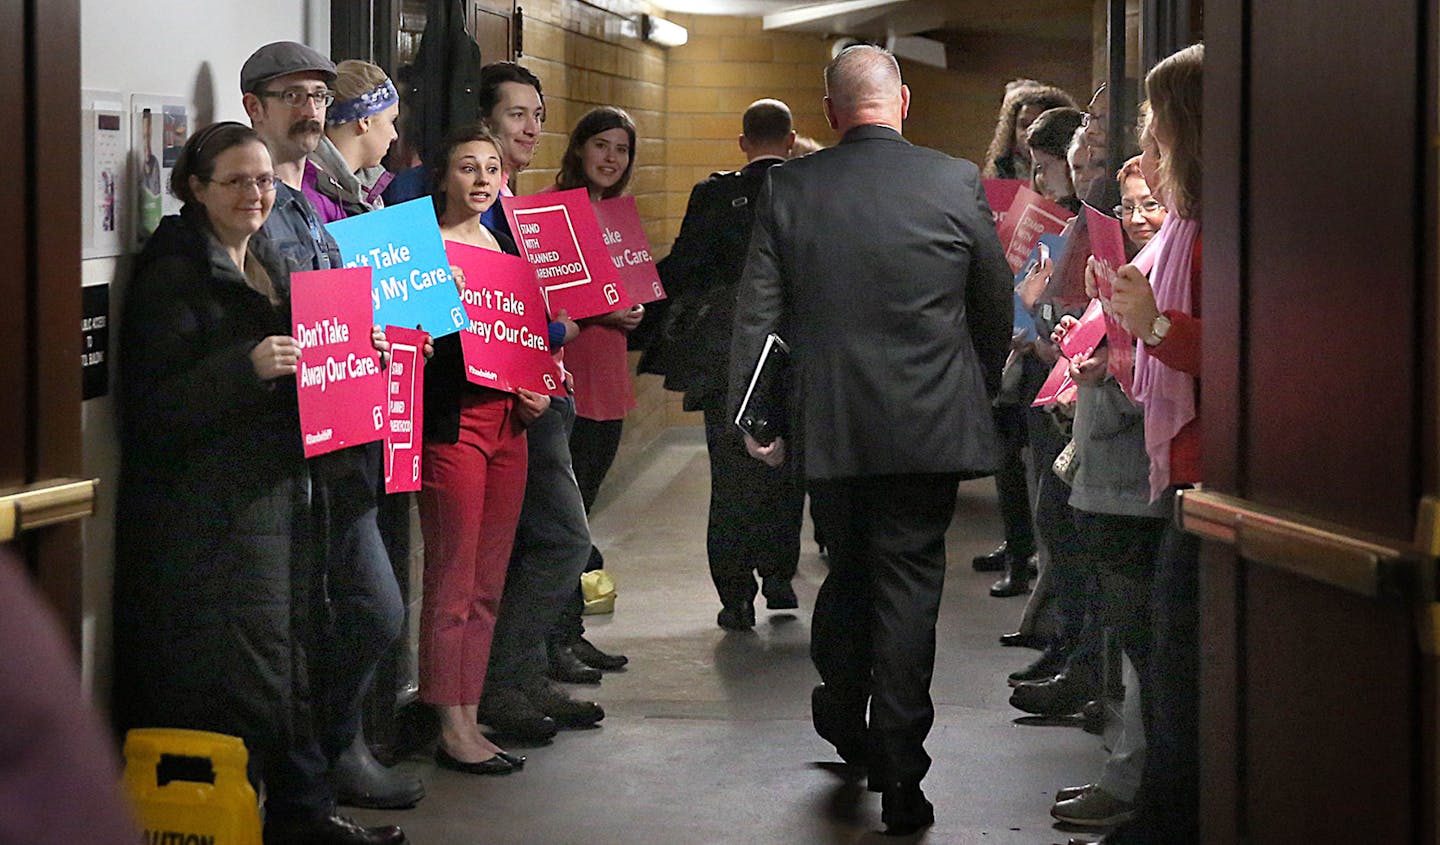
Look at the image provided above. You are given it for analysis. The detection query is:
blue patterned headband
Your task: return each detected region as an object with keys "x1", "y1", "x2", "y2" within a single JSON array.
[{"x1": 326, "y1": 79, "x2": 399, "y2": 126}]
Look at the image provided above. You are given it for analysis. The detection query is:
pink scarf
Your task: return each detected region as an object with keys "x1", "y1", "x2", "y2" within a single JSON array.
[{"x1": 1132, "y1": 214, "x2": 1200, "y2": 501}]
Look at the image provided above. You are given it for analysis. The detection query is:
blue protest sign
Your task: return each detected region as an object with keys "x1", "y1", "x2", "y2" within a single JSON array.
[{"x1": 325, "y1": 198, "x2": 469, "y2": 337}]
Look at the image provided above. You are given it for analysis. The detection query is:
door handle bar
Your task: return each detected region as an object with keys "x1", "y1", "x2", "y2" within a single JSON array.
[
  {"x1": 1176, "y1": 488, "x2": 1434, "y2": 603},
  {"x1": 0, "y1": 478, "x2": 98, "y2": 542}
]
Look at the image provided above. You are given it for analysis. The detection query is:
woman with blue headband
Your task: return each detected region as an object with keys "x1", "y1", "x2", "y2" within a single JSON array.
[{"x1": 304, "y1": 59, "x2": 400, "y2": 223}]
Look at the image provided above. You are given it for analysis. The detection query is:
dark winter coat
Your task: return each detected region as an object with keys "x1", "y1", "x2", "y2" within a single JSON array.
[
  {"x1": 112, "y1": 208, "x2": 314, "y2": 755},
  {"x1": 645, "y1": 156, "x2": 784, "y2": 410}
]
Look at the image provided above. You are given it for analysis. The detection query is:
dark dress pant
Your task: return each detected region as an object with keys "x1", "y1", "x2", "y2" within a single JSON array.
[
  {"x1": 807, "y1": 472, "x2": 960, "y2": 790},
  {"x1": 992, "y1": 403, "x2": 1036, "y2": 554},
  {"x1": 702, "y1": 403, "x2": 805, "y2": 608},
  {"x1": 1130, "y1": 494, "x2": 1200, "y2": 844}
]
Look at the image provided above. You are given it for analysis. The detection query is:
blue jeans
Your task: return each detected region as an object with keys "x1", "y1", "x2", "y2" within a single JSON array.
[{"x1": 269, "y1": 445, "x2": 404, "y2": 820}]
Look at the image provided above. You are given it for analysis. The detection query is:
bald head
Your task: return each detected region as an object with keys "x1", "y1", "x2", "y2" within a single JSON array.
[
  {"x1": 739, "y1": 98, "x2": 795, "y2": 160},
  {"x1": 823, "y1": 45, "x2": 909, "y2": 133}
]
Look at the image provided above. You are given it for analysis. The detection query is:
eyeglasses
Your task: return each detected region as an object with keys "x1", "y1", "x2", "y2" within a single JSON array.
[
  {"x1": 209, "y1": 175, "x2": 277, "y2": 193},
  {"x1": 1114, "y1": 199, "x2": 1165, "y2": 217},
  {"x1": 257, "y1": 88, "x2": 335, "y2": 108},
  {"x1": 1079, "y1": 83, "x2": 1109, "y2": 128}
]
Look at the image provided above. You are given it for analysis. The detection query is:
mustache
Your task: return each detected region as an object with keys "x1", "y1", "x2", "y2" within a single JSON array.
[{"x1": 288, "y1": 119, "x2": 323, "y2": 138}]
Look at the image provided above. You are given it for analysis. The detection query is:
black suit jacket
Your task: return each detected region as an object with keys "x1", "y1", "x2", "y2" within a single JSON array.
[
  {"x1": 645, "y1": 156, "x2": 784, "y2": 409},
  {"x1": 728, "y1": 124, "x2": 1012, "y2": 480}
]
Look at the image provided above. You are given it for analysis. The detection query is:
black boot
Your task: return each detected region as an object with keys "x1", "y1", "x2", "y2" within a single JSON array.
[
  {"x1": 989, "y1": 551, "x2": 1032, "y2": 597},
  {"x1": 332, "y1": 731, "x2": 425, "y2": 810}
]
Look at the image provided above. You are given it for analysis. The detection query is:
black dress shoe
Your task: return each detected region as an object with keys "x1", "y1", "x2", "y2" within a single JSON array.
[
  {"x1": 525, "y1": 680, "x2": 604, "y2": 728},
  {"x1": 989, "y1": 553, "x2": 1032, "y2": 597},
  {"x1": 569, "y1": 636, "x2": 628, "y2": 670},
  {"x1": 880, "y1": 784, "x2": 934, "y2": 835},
  {"x1": 263, "y1": 814, "x2": 407, "y2": 845},
  {"x1": 434, "y1": 746, "x2": 514, "y2": 776},
  {"x1": 998, "y1": 630, "x2": 1045, "y2": 649},
  {"x1": 548, "y1": 643, "x2": 603, "y2": 684},
  {"x1": 477, "y1": 686, "x2": 559, "y2": 743},
  {"x1": 717, "y1": 603, "x2": 756, "y2": 630},
  {"x1": 811, "y1": 684, "x2": 868, "y2": 766},
  {"x1": 1008, "y1": 646, "x2": 1068, "y2": 686},
  {"x1": 762, "y1": 579, "x2": 799, "y2": 610},
  {"x1": 972, "y1": 542, "x2": 1010, "y2": 572},
  {"x1": 333, "y1": 732, "x2": 425, "y2": 810},
  {"x1": 1010, "y1": 673, "x2": 1094, "y2": 717}
]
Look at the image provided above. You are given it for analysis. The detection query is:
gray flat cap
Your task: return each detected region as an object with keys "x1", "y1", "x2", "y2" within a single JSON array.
[{"x1": 241, "y1": 41, "x2": 337, "y2": 93}]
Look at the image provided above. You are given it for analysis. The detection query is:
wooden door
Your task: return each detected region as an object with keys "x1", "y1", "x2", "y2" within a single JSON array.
[
  {"x1": 1194, "y1": 1, "x2": 1438, "y2": 842},
  {"x1": 0, "y1": 0, "x2": 90, "y2": 641}
]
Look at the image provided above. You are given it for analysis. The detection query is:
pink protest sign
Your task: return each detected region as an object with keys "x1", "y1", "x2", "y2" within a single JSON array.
[
  {"x1": 594, "y1": 195, "x2": 666, "y2": 304},
  {"x1": 1032, "y1": 359, "x2": 1075, "y2": 407},
  {"x1": 383, "y1": 325, "x2": 426, "y2": 493},
  {"x1": 1032, "y1": 299, "x2": 1106, "y2": 409},
  {"x1": 446, "y1": 240, "x2": 566, "y2": 397},
  {"x1": 1084, "y1": 204, "x2": 1137, "y2": 397},
  {"x1": 998, "y1": 185, "x2": 1075, "y2": 273},
  {"x1": 292, "y1": 268, "x2": 388, "y2": 457},
  {"x1": 1059, "y1": 298, "x2": 1108, "y2": 360},
  {"x1": 983, "y1": 179, "x2": 1025, "y2": 230},
  {"x1": 501, "y1": 188, "x2": 633, "y2": 320}
]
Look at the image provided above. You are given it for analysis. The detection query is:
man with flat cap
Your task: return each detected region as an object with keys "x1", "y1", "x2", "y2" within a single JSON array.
[
  {"x1": 729, "y1": 45, "x2": 1011, "y2": 835},
  {"x1": 240, "y1": 40, "x2": 412, "y2": 845}
]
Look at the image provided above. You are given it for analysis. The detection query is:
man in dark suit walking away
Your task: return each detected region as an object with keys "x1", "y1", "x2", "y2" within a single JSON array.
[
  {"x1": 728, "y1": 45, "x2": 1012, "y2": 835},
  {"x1": 653, "y1": 99, "x2": 806, "y2": 631}
]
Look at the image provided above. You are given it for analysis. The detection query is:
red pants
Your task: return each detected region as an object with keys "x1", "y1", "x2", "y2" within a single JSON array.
[{"x1": 417, "y1": 392, "x2": 528, "y2": 705}]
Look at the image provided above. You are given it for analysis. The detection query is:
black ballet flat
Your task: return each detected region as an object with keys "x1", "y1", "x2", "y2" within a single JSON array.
[
  {"x1": 434, "y1": 746, "x2": 514, "y2": 776},
  {"x1": 496, "y1": 750, "x2": 526, "y2": 769}
]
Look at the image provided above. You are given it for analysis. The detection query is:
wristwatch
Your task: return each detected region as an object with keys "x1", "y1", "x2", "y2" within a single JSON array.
[{"x1": 1143, "y1": 313, "x2": 1171, "y2": 347}]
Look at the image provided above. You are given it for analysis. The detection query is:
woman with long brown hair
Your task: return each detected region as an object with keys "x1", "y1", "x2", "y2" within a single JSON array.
[{"x1": 1104, "y1": 42, "x2": 1205, "y2": 845}]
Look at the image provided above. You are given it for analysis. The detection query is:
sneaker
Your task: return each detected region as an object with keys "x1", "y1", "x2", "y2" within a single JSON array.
[
  {"x1": 1050, "y1": 785, "x2": 1136, "y2": 827},
  {"x1": 524, "y1": 680, "x2": 604, "y2": 728},
  {"x1": 477, "y1": 686, "x2": 559, "y2": 743}
]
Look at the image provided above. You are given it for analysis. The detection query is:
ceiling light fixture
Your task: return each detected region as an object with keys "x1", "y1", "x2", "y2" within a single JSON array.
[{"x1": 641, "y1": 13, "x2": 689, "y2": 48}]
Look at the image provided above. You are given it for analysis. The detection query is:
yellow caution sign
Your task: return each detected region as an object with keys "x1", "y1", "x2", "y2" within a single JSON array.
[{"x1": 122, "y1": 728, "x2": 262, "y2": 845}]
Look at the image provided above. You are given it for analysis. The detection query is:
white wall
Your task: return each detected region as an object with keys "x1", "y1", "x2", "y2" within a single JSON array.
[{"x1": 79, "y1": 0, "x2": 329, "y2": 706}]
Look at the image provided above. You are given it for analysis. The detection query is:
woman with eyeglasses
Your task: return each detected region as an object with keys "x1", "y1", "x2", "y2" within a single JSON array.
[
  {"x1": 113, "y1": 121, "x2": 323, "y2": 820},
  {"x1": 1115, "y1": 140, "x2": 1167, "y2": 250},
  {"x1": 1045, "y1": 136, "x2": 1173, "y2": 832}
]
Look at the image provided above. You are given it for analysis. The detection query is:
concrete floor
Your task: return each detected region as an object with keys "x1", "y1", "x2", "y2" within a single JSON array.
[{"x1": 352, "y1": 427, "x2": 1106, "y2": 844}]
